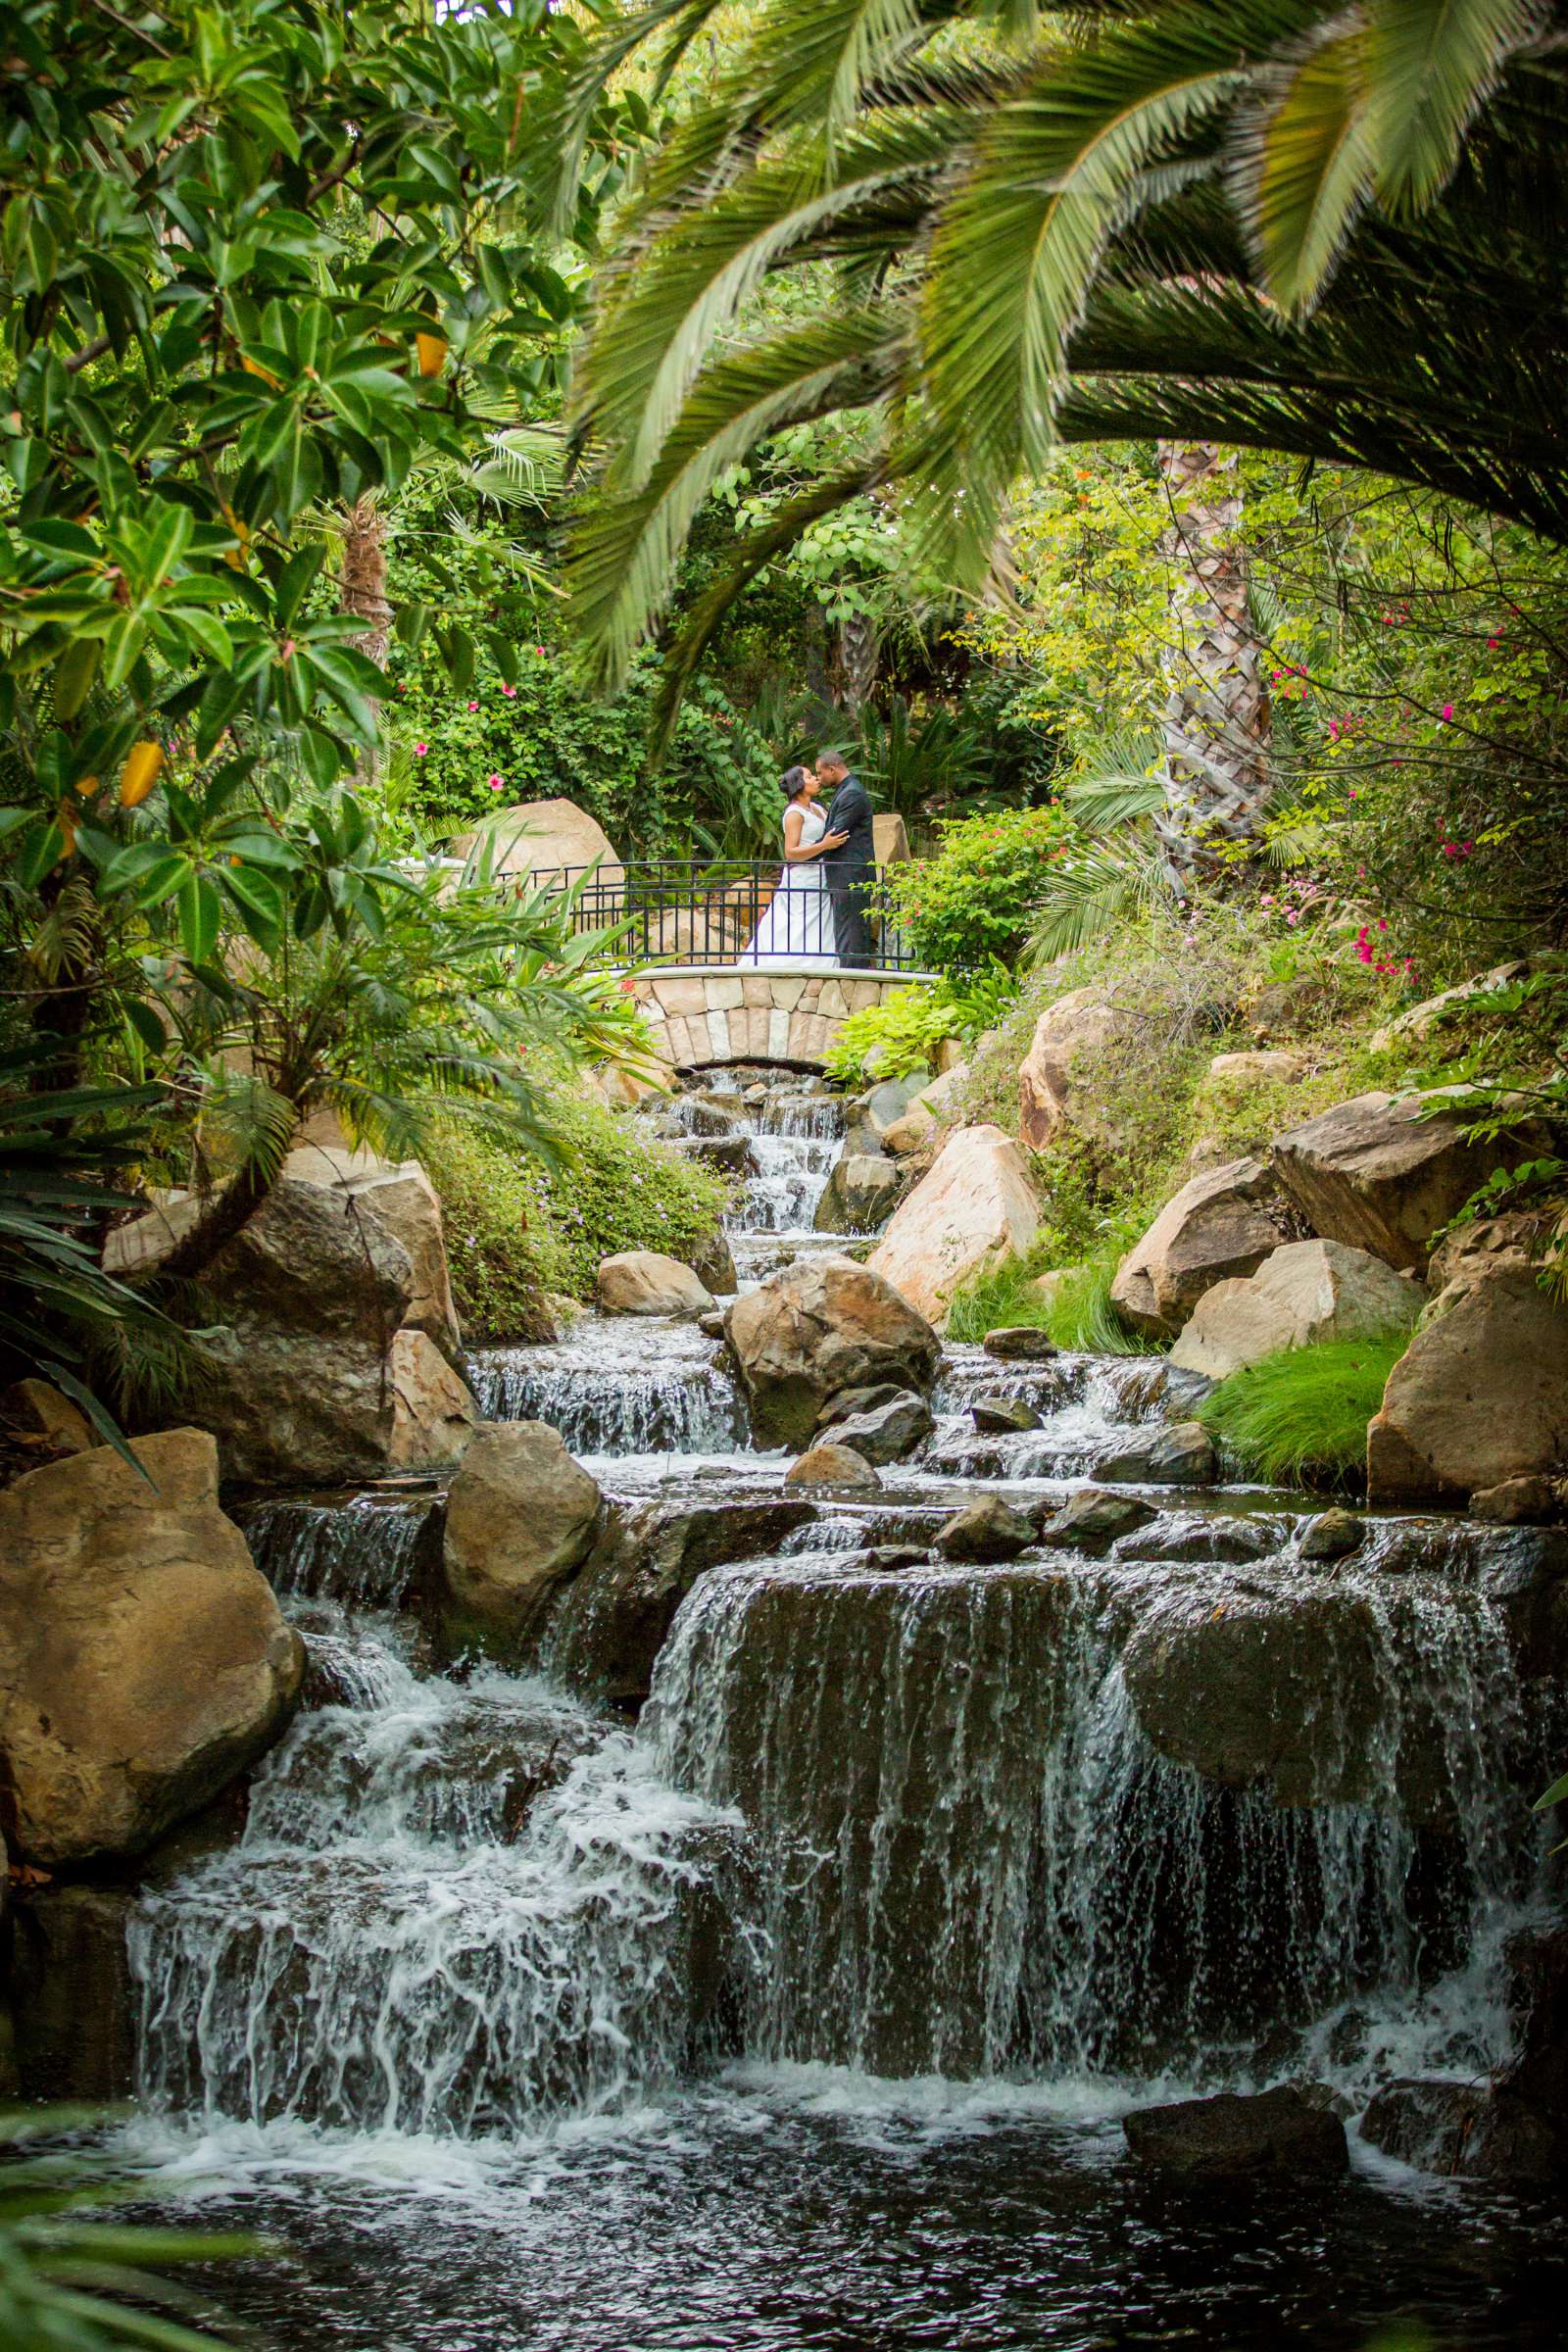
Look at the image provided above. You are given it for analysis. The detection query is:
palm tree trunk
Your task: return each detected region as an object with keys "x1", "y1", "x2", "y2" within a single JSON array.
[
  {"x1": 1153, "y1": 442, "x2": 1271, "y2": 885},
  {"x1": 340, "y1": 494, "x2": 392, "y2": 668}
]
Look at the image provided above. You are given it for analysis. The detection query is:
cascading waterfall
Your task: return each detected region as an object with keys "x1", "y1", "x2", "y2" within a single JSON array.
[
  {"x1": 727, "y1": 1087, "x2": 844, "y2": 1239},
  {"x1": 644, "y1": 1542, "x2": 1545, "y2": 2088},
  {"x1": 111, "y1": 1051, "x2": 1568, "y2": 2352},
  {"x1": 467, "y1": 1319, "x2": 746, "y2": 1455},
  {"x1": 127, "y1": 1527, "x2": 745, "y2": 2136}
]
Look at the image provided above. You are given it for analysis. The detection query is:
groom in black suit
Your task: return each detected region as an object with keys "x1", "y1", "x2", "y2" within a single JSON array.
[{"x1": 816, "y1": 751, "x2": 875, "y2": 968}]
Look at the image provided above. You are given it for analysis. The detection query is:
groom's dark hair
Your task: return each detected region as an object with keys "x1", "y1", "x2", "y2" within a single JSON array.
[{"x1": 817, "y1": 749, "x2": 849, "y2": 775}]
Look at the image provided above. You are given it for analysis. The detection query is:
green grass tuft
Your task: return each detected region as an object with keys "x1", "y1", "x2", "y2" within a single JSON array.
[
  {"x1": 945, "y1": 1257, "x2": 1054, "y2": 1343},
  {"x1": 945, "y1": 1251, "x2": 1156, "y2": 1353},
  {"x1": 1195, "y1": 1331, "x2": 1415, "y2": 1489}
]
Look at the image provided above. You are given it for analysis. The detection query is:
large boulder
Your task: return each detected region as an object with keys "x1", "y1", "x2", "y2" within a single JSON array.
[
  {"x1": 0, "y1": 1432, "x2": 304, "y2": 1865},
  {"x1": 1124, "y1": 2087, "x2": 1347, "y2": 2180},
  {"x1": 109, "y1": 1147, "x2": 476, "y2": 1485},
  {"x1": 1119, "y1": 1573, "x2": 1483, "y2": 1826},
  {"x1": 595, "y1": 1250, "x2": 714, "y2": 1317},
  {"x1": 1366, "y1": 1266, "x2": 1568, "y2": 1503},
  {"x1": 198, "y1": 1324, "x2": 478, "y2": 1488},
  {"x1": 1017, "y1": 987, "x2": 1127, "y2": 1152},
  {"x1": 814, "y1": 1152, "x2": 904, "y2": 1234},
  {"x1": 866, "y1": 1125, "x2": 1039, "y2": 1327},
  {"x1": 1170, "y1": 1239, "x2": 1421, "y2": 1379},
  {"x1": 110, "y1": 1144, "x2": 462, "y2": 1358},
  {"x1": 724, "y1": 1254, "x2": 941, "y2": 1448},
  {"x1": 1270, "y1": 1089, "x2": 1552, "y2": 1273},
  {"x1": 1111, "y1": 1157, "x2": 1290, "y2": 1340},
  {"x1": 446, "y1": 797, "x2": 623, "y2": 895},
  {"x1": 442, "y1": 1422, "x2": 602, "y2": 1647}
]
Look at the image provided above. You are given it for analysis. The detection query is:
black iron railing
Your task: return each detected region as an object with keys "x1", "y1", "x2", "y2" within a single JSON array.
[{"x1": 519, "y1": 858, "x2": 921, "y2": 971}]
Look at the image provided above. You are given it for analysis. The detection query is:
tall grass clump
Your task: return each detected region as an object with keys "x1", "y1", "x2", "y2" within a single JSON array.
[
  {"x1": 945, "y1": 1252, "x2": 1155, "y2": 1353},
  {"x1": 1195, "y1": 1332, "x2": 1415, "y2": 1489}
]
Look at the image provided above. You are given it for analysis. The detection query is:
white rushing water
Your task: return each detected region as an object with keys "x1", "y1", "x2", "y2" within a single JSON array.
[{"x1": 122, "y1": 1061, "x2": 1561, "y2": 2212}]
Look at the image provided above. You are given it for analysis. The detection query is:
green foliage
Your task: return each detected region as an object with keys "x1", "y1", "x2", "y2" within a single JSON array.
[
  {"x1": 943, "y1": 1255, "x2": 1054, "y2": 1345},
  {"x1": 0, "y1": 2103, "x2": 253, "y2": 2349},
  {"x1": 823, "y1": 965, "x2": 1018, "y2": 1087},
  {"x1": 824, "y1": 992, "x2": 953, "y2": 1086},
  {"x1": 425, "y1": 1091, "x2": 731, "y2": 1338},
  {"x1": 0, "y1": 1046, "x2": 178, "y2": 1456},
  {"x1": 393, "y1": 643, "x2": 780, "y2": 856},
  {"x1": 562, "y1": 0, "x2": 1568, "y2": 729},
  {"x1": 886, "y1": 806, "x2": 1072, "y2": 978},
  {"x1": 1415, "y1": 969, "x2": 1568, "y2": 1298},
  {"x1": 1196, "y1": 1334, "x2": 1418, "y2": 1489},
  {"x1": 945, "y1": 1250, "x2": 1153, "y2": 1353}
]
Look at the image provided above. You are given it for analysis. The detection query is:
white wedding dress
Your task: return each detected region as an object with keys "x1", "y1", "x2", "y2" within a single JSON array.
[{"x1": 740, "y1": 802, "x2": 839, "y2": 967}]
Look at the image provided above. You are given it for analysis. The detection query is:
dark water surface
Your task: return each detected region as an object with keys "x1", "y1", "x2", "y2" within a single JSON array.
[{"x1": 135, "y1": 2091, "x2": 1565, "y2": 2352}]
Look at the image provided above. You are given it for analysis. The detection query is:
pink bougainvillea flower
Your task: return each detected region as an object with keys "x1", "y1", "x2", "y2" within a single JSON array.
[
  {"x1": 414, "y1": 743, "x2": 428, "y2": 757},
  {"x1": 1377, "y1": 918, "x2": 1389, "y2": 931},
  {"x1": 487, "y1": 773, "x2": 504, "y2": 790}
]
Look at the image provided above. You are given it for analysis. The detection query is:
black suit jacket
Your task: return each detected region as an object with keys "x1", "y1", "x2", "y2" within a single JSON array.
[{"x1": 823, "y1": 772, "x2": 874, "y2": 877}]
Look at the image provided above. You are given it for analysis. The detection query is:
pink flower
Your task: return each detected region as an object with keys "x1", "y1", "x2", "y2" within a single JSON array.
[
  {"x1": 535, "y1": 645, "x2": 546, "y2": 657},
  {"x1": 1441, "y1": 703, "x2": 1453, "y2": 721},
  {"x1": 1348, "y1": 789, "x2": 1358, "y2": 801},
  {"x1": 1285, "y1": 909, "x2": 1298, "y2": 926},
  {"x1": 501, "y1": 684, "x2": 517, "y2": 698},
  {"x1": 467, "y1": 701, "x2": 478, "y2": 711},
  {"x1": 1377, "y1": 918, "x2": 1388, "y2": 931},
  {"x1": 414, "y1": 743, "x2": 428, "y2": 757}
]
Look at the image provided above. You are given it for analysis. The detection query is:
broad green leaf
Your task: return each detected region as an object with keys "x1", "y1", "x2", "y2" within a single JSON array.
[{"x1": 175, "y1": 871, "x2": 222, "y2": 964}]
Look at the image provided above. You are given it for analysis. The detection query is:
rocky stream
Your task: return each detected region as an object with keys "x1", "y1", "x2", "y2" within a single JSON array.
[{"x1": 36, "y1": 1071, "x2": 1568, "y2": 2346}]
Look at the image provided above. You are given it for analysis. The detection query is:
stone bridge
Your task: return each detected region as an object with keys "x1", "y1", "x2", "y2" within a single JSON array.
[{"x1": 626, "y1": 964, "x2": 929, "y2": 1075}]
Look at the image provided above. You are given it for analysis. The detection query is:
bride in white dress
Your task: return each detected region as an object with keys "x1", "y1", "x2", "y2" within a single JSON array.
[{"x1": 740, "y1": 764, "x2": 848, "y2": 967}]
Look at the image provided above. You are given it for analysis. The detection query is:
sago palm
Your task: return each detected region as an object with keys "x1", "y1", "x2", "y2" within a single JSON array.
[{"x1": 559, "y1": 0, "x2": 1567, "y2": 863}]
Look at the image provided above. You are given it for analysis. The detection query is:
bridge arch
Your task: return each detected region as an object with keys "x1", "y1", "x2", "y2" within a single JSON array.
[{"x1": 626, "y1": 964, "x2": 930, "y2": 1076}]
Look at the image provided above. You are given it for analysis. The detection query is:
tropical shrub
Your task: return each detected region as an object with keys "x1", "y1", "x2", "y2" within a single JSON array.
[
  {"x1": 823, "y1": 965, "x2": 1018, "y2": 1088},
  {"x1": 886, "y1": 807, "x2": 1072, "y2": 977},
  {"x1": 425, "y1": 1093, "x2": 731, "y2": 1338}
]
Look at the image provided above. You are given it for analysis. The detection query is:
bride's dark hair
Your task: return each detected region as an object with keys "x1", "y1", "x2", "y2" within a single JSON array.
[{"x1": 779, "y1": 764, "x2": 809, "y2": 800}]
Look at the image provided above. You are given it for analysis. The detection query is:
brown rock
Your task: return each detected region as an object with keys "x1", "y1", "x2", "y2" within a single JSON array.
[
  {"x1": 1017, "y1": 987, "x2": 1127, "y2": 1152},
  {"x1": 1471, "y1": 1476, "x2": 1562, "y2": 1526},
  {"x1": 724, "y1": 1255, "x2": 940, "y2": 1448},
  {"x1": 547, "y1": 1499, "x2": 815, "y2": 1705},
  {"x1": 445, "y1": 797, "x2": 623, "y2": 895},
  {"x1": 1427, "y1": 1208, "x2": 1557, "y2": 1292},
  {"x1": 1271, "y1": 1089, "x2": 1552, "y2": 1273},
  {"x1": 1110, "y1": 1157, "x2": 1288, "y2": 1340},
  {"x1": 442, "y1": 1422, "x2": 602, "y2": 1645},
  {"x1": 784, "y1": 1442, "x2": 882, "y2": 1491},
  {"x1": 814, "y1": 1152, "x2": 904, "y2": 1234},
  {"x1": 866, "y1": 1126, "x2": 1039, "y2": 1326},
  {"x1": 198, "y1": 1324, "x2": 478, "y2": 1488},
  {"x1": 0, "y1": 1431, "x2": 304, "y2": 1864},
  {"x1": 934, "y1": 1496, "x2": 1034, "y2": 1563},
  {"x1": 1124, "y1": 2087, "x2": 1348, "y2": 2179},
  {"x1": 0, "y1": 1379, "x2": 94, "y2": 1460},
  {"x1": 1170, "y1": 1239, "x2": 1422, "y2": 1379},
  {"x1": 596, "y1": 1250, "x2": 715, "y2": 1317},
  {"x1": 1367, "y1": 1268, "x2": 1568, "y2": 1502}
]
